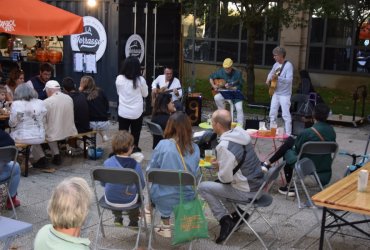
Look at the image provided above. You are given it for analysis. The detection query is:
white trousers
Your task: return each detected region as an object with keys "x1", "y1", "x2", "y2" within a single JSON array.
[
  {"x1": 214, "y1": 93, "x2": 244, "y2": 127},
  {"x1": 269, "y1": 94, "x2": 292, "y2": 135}
]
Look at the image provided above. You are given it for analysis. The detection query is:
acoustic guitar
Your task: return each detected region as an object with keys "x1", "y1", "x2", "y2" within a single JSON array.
[
  {"x1": 151, "y1": 86, "x2": 182, "y2": 107},
  {"x1": 211, "y1": 79, "x2": 238, "y2": 96},
  {"x1": 268, "y1": 67, "x2": 281, "y2": 97}
]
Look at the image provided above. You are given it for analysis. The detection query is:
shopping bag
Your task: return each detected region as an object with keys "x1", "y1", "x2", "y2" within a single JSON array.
[{"x1": 172, "y1": 172, "x2": 209, "y2": 245}]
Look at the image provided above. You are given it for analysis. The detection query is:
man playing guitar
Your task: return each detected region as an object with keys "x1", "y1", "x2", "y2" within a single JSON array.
[
  {"x1": 209, "y1": 58, "x2": 244, "y2": 127},
  {"x1": 151, "y1": 66, "x2": 183, "y2": 110},
  {"x1": 265, "y1": 46, "x2": 293, "y2": 135}
]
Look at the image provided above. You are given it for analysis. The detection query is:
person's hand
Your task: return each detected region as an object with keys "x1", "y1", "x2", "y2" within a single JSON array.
[
  {"x1": 272, "y1": 74, "x2": 278, "y2": 81},
  {"x1": 173, "y1": 88, "x2": 179, "y2": 96},
  {"x1": 153, "y1": 88, "x2": 158, "y2": 94},
  {"x1": 211, "y1": 159, "x2": 219, "y2": 171}
]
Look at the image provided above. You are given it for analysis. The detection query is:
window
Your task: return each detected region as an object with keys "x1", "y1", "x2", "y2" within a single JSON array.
[{"x1": 308, "y1": 5, "x2": 370, "y2": 74}]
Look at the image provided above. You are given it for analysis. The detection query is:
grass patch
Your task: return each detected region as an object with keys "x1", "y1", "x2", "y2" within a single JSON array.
[{"x1": 192, "y1": 79, "x2": 369, "y2": 117}]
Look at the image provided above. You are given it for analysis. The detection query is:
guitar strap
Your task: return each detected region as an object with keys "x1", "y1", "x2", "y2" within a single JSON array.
[
  {"x1": 167, "y1": 77, "x2": 174, "y2": 89},
  {"x1": 278, "y1": 60, "x2": 288, "y2": 76},
  {"x1": 311, "y1": 127, "x2": 325, "y2": 141}
]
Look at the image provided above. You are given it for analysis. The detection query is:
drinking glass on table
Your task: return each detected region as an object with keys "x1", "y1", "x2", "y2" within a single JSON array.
[
  {"x1": 270, "y1": 121, "x2": 277, "y2": 136},
  {"x1": 204, "y1": 149, "x2": 215, "y2": 163}
]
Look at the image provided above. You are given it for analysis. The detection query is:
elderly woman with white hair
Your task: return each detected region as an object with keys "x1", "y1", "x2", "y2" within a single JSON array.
[
  {"x1": 9, "y1": 83, "x2": 46, "y2": 144},
  {"x1": 34, "y1": 177, "x2": 92, "y2": 250}
]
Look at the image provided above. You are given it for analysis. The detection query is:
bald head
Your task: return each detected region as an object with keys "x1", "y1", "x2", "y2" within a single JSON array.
[{"x1": 212, "y1": 109, "x2": 232, "y2": 132}]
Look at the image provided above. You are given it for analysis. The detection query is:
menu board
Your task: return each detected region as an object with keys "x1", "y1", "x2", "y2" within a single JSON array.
[{"x1": 73, "y1": 52, "x2": 97, "y2": 73}]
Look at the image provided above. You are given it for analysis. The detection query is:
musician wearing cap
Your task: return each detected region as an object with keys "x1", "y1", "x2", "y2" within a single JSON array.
[
  {"x1": 209, "y1": 58, "x2": 244, "y2": 127},
  {"x1": 151, "y1": 66, "x2": 183, "y2": 110},
  {"x1": 265, "y1": 46, "x2": 293, "y2": 135}
]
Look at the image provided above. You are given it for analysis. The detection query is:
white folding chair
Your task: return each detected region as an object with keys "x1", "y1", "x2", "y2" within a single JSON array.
[
  {"x1": 223, "y1": 161, "x2": 286, "y2": 249},
  {"x1": 0, "y1": 146, "x2": 18, "y2": 219},
  {"x1": 146, "y1": 169, "x2": 197, "y2": 250},
  {"x1": 90, "y1": 168, "x2": 147, "y2": 250}
]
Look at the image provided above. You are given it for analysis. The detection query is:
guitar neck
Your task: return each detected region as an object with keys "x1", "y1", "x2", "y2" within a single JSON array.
[{"x1": 163, "y1": 87, "x2": 182, "y2": 93}]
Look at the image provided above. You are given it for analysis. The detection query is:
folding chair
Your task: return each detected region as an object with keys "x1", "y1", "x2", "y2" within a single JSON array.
[
  {"x1": 90, "y1": 168, "x2": 147, "y2": 250},
  {"x1": 292, "y1": 158, "x2": 333, "y2": 249},
  {"x1": 0, "y1": 146, "x2": 18, "y2": 219},
  {"x1": 223, "y1": 161, "x2": 286, "y2": 249},
  {"x1": 287, "y1": 141, "x2": 338, "y2": 208},
  {"x1": 146, "y1": 169, "x2": 197, "y2": 250},
  {"x1": 145, "y1": 120, "x2": 164, "y2": 136}
]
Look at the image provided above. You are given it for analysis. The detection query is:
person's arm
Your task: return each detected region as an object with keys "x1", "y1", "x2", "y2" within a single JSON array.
[
  {"x1": 216, "y1": 145, "x2": 237, "y2": 183},
  {"x1": 209, "y1": 70, "x2": 220, "y2": 90},
  {"x1": 8, "y1": 102, "x2": 19, "y2": 128},
  {"x1": 265, "y1": 63, "x2": 277, "y2": 85},
  {"x1": 172, "y1": 78, "x2": 182, "y2": 98},
  {"x1": 139, "y1": 76, "x2": 148, "y2": 98}
]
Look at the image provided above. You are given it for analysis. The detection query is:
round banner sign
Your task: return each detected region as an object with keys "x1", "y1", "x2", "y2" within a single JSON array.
[
  {"x1": 125, "y1": 34, "x2": 145, "y2": 63},
  {"x1": 70, "y1": 16, "x2": 107, "y2": 61}
]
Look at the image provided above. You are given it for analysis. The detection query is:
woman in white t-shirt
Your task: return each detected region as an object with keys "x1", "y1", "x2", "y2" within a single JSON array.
[{"x1": 115, "y1": 56, "x2": 148, "y2": 152}]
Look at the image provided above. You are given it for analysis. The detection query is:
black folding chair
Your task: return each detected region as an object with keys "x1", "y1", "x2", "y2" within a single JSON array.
[
  {"x1": 145, "y1": 120, "x2": 164, "y2": 137},
  {"x1": 91, "y1": 168, "x2": 147, "y2": 250},
  {"x1": 223, "y1": 161, "x2": 286, "y2": 249},
  {"x1": 146, "y1": 169, "x2": 197, "y2": 250},
  {"x1": 0, "y1": 146, "x2": 18, "y2": 219}
]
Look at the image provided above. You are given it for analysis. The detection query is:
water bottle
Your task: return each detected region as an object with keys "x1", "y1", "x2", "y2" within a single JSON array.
[{"x1": 188, "y1": 86, "x2": 192, "y2": 94}]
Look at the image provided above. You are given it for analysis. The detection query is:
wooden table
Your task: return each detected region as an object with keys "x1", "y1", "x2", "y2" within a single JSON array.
[
  {"x1": 312, "y1": 163, "x2": 370, "y2": 249},
  {"x1": 0, "y1": 114, "x2": 9, "y2": 120}
]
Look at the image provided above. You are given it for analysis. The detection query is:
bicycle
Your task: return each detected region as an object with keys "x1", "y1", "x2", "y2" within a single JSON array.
[{"x1": 339, "y1": 135, "x2": 370, "y2": 176}]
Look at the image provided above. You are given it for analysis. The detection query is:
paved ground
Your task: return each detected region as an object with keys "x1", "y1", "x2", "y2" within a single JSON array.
[{"x1": 1, "y1": 114, "x2": 369, "y2": 250}]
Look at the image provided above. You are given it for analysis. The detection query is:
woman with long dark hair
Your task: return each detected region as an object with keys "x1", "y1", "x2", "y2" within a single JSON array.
[
  {"x1": 116, "y1": 56, "x2": 148, "y2": 152},
  {"x1": 6, "y1": 68, "x2": 24, "y2": 102},
  {"x1": 151, "y1": 93, "x2": 176, "y2": 149}
]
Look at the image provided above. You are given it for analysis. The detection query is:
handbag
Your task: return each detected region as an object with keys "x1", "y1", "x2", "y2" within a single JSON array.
[{"x1": 172, "y1": 144, "x2": 209, "y2": 245}]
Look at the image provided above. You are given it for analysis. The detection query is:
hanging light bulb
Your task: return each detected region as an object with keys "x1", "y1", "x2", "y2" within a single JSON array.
[{"x1": 87, "y1": 0, "x2": 97, "y2": 7}]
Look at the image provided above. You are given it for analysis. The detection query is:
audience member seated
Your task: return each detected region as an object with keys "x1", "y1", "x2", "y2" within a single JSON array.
[
  {"x1": 0, "y1": 85, "x2": 7, "y2": 108},
  {"x1": 151, "y1": 93, "x2": 176, "y2": 149},
  {"x1": 5, "y1": 68, "x2": 24, "y2": 102},
  {"x1": 9, "y1": 83, "x2": 47, "y2": 144},
  {"x1": 262, "y1": 103, "x2": 336, "y2": 196},
  {"x1": 147, "y1": 112, "x2": 200, "y2": 238},
  {"x1": 32, "y1": 80, "x2": 77, "y2": 168},
  {"x1": 0, "y1": 129, "x2": 21, "y2": 209},
  {"x1": 102, "y1": 130, "x2": 145, "y2": 227},
  {"x1": 34, "y1": 177, "x2": 92, "y2": 250},
  {"x1": 79, "y1": 76, "x2": 110, "y2": 143},
  {"x1": 25, "y1": 63, "x2": 53, "y2": 100},
  {"x1": 198, "y1": 109, "x2": 264, "y2": 244}
]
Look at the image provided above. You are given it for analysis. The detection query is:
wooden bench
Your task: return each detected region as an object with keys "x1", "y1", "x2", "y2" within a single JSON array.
[{"x1": 15, "y1": 130, "x2": 97, "y2": 177}]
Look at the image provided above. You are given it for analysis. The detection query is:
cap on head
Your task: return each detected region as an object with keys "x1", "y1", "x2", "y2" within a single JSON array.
[
  {"x1": 223, "y1": 58, "x2": 233, "y2": 68},
  {"x1": 43, "y1": 80, "x2": 60, "y2": 91}
]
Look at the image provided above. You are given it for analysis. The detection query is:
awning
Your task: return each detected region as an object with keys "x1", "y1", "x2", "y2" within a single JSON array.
[{"x1": 0, "y1": 0, "x2": 83, "y2": 36}]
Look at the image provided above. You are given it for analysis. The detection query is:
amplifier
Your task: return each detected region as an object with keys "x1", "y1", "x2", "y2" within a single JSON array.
[{"x1": 185, "y1": 93, "x2": 202, "y2": 126}]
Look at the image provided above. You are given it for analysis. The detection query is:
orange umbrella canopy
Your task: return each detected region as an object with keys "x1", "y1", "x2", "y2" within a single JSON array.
[{"x1": 0, "y1": 0, "x2": 83, "y2": 36}]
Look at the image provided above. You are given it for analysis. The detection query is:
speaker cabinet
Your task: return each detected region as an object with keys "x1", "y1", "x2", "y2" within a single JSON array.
[{"x1": 185, "y1": 93, "x2": 202, "y2": 126}]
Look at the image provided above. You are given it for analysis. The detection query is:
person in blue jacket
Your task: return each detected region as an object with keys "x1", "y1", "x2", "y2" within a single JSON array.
[
  {"x1": 102, "y1": 130, "x2": 145, "y2": 227},
  {"x1": 147, "y1": 111, "x2": 200, "y2": 238}
]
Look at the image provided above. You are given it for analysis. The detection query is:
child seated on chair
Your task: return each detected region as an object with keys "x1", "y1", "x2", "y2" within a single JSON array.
[{"x1": 102, "y1": 130, "x2": 146, "y2": 227}]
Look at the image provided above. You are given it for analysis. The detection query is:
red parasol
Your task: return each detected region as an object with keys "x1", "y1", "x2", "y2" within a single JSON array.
[{"x1": 0, "y1": 0, "x2": 83, "y2": 36}]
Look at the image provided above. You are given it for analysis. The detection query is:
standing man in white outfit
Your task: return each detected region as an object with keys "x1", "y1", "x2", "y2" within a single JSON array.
[
  {"x1": 266, "y1": 47, "x2": 293, "y2": 135},
  {"x1": 151, "y1": 66, "x2": 183, "y2": 110}
]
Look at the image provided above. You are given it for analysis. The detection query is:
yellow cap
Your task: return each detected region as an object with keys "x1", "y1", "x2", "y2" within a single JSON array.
[{"x1": 223, "y1": 58, "x2": 233, "y2": 68}]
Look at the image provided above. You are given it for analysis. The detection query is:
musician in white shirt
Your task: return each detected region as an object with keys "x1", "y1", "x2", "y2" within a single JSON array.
[
  {"x1": 265, "y1": 47, "x2": 293, "y2": 135},
  {"x1": 151, "y1": 67, "x2": 183, "y2": 110}
]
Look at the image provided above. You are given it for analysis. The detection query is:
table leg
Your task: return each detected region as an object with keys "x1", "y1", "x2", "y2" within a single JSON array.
[{"x1": 319, "y1": 207, "x2": 327, "y2": 250}]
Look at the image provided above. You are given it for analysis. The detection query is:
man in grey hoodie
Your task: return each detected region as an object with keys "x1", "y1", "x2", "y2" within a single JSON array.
[{"x1": 198, "y1": 109, "x2": 264, "y2": 244}]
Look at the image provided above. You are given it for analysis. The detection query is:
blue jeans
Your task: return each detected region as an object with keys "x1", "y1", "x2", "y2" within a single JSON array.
[{"x1": 0, "y1": 161, "x2": 21, "y2": 197}]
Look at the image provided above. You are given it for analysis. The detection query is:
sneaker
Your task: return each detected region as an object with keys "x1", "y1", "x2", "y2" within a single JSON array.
[
  {"x1": 52, "y1": 154, "x2": 62, "y2": 166},
  {"x1": 154, "y1": 223, "x2": 171, "y2": 238},
  {"x1": 33, "y1": 157, "x2": 48, "y2": 169},
  {"x1": 128, "y1": 220, "x2": 139, "y2": 227},
  {"x1": 261, "y1": 162, "x2": 270, "y2": 173},
  {"x1": 114, "y1": 217, "x2": 123, "y2": 227},
  {"x1": 278, "y1": 185, "x2": 295, "y2": 197}
]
